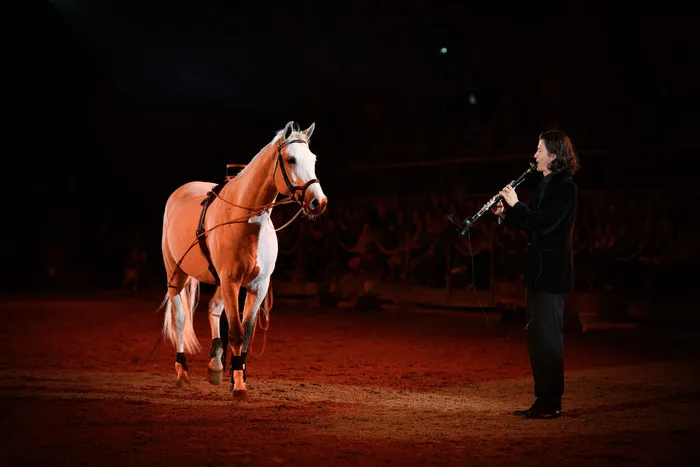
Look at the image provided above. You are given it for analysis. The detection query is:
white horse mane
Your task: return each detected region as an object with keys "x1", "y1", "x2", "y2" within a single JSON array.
[{"x1": 270, "y1": 128, "x2": 285, "y2": 144}]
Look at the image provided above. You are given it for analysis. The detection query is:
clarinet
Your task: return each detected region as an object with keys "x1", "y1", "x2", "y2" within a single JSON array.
[{"x1": 455, "y1": 162, "x2": 537, "y2": 236}]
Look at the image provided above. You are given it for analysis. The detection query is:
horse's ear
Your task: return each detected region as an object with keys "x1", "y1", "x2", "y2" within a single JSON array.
[
  {"x1": 282, "y1": 121, "x2": 295, "y2": 141},
  {"x1": 302, "y1": 122, "x2": 315, "y2": 139}
]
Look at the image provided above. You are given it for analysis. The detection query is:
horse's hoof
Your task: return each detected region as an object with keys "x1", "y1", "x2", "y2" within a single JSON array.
[
  {"x1": 232, "y1": 389, "x2": 249, "y2": 400},
  {"x1": 208, "y1": 369, "x2": 223, "y2": 386},
  {"x1": 208, "y1": 355, "x2": 224, "y2": 372},
  {"x1": 175, "y1": 362, "x2": 191, "y2": 389}
]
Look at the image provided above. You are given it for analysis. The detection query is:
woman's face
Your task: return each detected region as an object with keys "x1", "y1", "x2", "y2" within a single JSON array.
[{"x1": 534, "y1": 139, "x2": 556, "y2": 175}]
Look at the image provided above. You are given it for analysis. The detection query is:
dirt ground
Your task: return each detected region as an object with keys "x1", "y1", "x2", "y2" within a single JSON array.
[{"x1": 1, "y1": 294, "x2": 699, "y2": 466}]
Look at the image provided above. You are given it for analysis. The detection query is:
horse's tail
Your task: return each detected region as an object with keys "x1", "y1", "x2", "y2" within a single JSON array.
[{"x1": 162, "y1": 277, "x2": 202, "y2": 354}]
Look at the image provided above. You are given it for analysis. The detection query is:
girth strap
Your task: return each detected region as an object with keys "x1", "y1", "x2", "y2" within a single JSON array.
[{"x1": 197, "y1": 182, "x2": 227, "y2": 286}]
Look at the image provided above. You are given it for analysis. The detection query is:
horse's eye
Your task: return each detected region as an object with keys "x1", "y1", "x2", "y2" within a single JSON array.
[{"x1": 287, "y1": 157, "x2": 296, "y2": 165}]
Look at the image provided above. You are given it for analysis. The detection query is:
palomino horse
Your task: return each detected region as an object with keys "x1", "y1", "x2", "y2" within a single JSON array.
[{"x1": 160, "y1": 121, "x2": 327, "y2": 398}]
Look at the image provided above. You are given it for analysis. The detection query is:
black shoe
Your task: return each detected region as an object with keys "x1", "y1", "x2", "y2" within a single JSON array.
[
  {"x1": 513, "y1": 405, "x2": 537, "y2": 417},
  {"x1": 514, "y1": 400, "x2": 562, "y2": 418},
  {"x1": 524, "y1": 406, "x2": 562, "y2": 419}
]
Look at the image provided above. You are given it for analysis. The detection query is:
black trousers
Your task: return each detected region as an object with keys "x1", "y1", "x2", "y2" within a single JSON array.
[{"x1": 525, "y1": 289, "x2": 565, "y2": 408}]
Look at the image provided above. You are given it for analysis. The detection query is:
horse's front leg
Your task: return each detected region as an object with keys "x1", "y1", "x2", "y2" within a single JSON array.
[
  {"x1": 207, "y1": 287, "x2": 225, "y2": 385},
  {"x1": 220, "y1": 281, "x2": 247, "y2": 398},
  {"x1": 237, "y1": 278, "x2": 270, "y2": 383}
]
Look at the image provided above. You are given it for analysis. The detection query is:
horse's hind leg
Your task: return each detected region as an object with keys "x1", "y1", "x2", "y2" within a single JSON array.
[
  {"x1": 207, "y1": 287, "x2": 225, "y2": 385},
  {"x1": 168, "y1": 291, "x2": 190, "y2": 387},
  {"x1": 162, "y1": 223, "x2": 198, "y2": 388},
  {"x1": 164, "y1": 270, "x2": 199, "y2": 388}
]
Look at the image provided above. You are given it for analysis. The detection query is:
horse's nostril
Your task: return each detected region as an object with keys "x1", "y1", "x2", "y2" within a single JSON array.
[{"x1": 310, "y1": 198, "x2": 319, "y2": 211}]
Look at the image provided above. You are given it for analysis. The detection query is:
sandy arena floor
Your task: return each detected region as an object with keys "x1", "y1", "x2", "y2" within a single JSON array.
[{"x1": 1, "y1": 295, "x2": 699, "y2": 466}]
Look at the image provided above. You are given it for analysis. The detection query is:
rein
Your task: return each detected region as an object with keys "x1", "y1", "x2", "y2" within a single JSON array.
[{"x1": 208, "y1": 138, "x2": 319, "y2": 213}]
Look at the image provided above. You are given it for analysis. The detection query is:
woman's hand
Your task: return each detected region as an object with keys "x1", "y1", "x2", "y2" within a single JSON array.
[
  {"x1": 490, "y1": 198, "x2": 505, "y2": 217},
  {"x1": 499, "y1": 185, "x2": 519, "y2": 207}
]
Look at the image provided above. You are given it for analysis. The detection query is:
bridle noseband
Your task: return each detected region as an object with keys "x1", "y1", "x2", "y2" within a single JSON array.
[{"x1": 274, "y1": 138, "x2": 320, "y2": 209}]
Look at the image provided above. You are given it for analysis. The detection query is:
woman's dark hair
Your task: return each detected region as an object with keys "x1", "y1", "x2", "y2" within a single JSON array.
[{"x1": 539, "y1": 130, "x2": 581, "y2": 174}]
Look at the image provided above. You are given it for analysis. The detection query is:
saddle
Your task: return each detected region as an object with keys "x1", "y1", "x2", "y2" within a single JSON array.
[{"x1": 197, "y1": 181, "x2": 227, "y2": 286}]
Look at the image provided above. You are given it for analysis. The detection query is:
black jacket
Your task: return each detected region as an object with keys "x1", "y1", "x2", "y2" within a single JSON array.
[{"x1": 501, "y1": 170, "x2": 577, "y2": 294}]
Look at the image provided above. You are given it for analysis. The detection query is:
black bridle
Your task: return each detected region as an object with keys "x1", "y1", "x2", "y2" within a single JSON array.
[{"x1": 274, "y1": 138, "x2": 320, "y2": 209}]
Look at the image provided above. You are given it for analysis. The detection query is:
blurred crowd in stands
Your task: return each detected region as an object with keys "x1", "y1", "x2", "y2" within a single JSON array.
[{"x1": 270, "y1": 189, "x2": 696, "y2": 300}]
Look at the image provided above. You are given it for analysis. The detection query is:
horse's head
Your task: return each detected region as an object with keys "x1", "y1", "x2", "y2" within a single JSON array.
[{"x1": 274, "y1": 121, "x2": 328, "y2": 217}]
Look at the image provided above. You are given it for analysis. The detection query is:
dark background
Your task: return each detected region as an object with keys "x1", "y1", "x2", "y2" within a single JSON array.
[{"x1": 5, "y1": 3, "x2": 699, "y2": 291}]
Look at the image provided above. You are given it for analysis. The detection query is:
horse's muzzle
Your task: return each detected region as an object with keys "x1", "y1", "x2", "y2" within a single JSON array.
[{"x1": 308, "y1": 197, "x2": 327, "y2": 216}]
